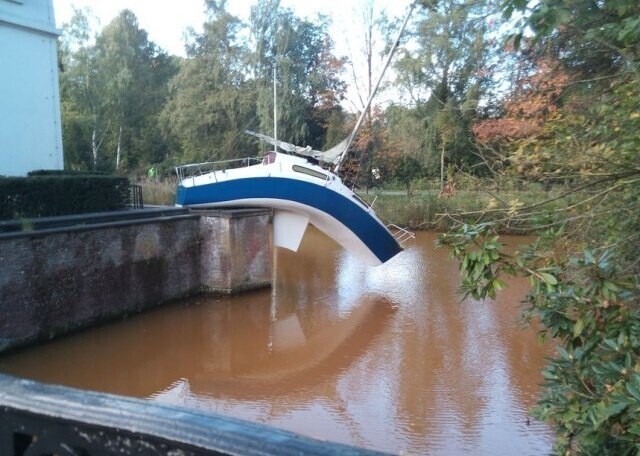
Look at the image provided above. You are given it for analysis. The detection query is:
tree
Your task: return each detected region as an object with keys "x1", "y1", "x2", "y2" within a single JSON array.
[
  {"x1": 343, "y1": 0, "x2": 388, "y2": 124},
  {"x1": 59, "y1": 8, "x2": 176, "y2": 172},
  {"x1": 440, "y1": 1, "x2": 640, "y2": 452},
  {"x1": 58, "y1": 8, "x2": 108, "y2": 170},
  {"x1": 393, "y1": 0, "x2": 498, "y2": 178},
  {"x1": 506, "y1": 0, "x2": 640, "y2": 77},
  {"x1": 95, "y1": 10, "x2": 175, "y2": 171},
  {"x1": 249, "y1": 0, "x2": 346, "y2": 150},
  {"x1": 393, "y1": 153, "x2": 423, "y2": 196},
  {"x1": 161, "y1": 0, "x2": 255, "y2": 163},
  {"x1": 472, "y1": 56, "x2": 570, "y2": 179},
  {"x1": 341, "y1": 0, "x2": 393, "y2": 190}
]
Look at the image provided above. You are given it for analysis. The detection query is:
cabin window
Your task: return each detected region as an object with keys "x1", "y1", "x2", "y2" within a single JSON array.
[{"x1": 292, "y1": 165, "x2": 328, "y2": 181}]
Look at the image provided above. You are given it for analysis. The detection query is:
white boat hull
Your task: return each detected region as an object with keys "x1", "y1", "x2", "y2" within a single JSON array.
[{"x1": 176, "y1": 154, "x2": 402, "y2": 266}]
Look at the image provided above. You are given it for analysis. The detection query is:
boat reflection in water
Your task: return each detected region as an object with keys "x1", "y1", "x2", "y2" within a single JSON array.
[
  {"x1": 152, "y1": 293, "x2": 396, "y2": 403},
  {"x1": 0, "y1": 229, "x2": 554, "y2": 455}
]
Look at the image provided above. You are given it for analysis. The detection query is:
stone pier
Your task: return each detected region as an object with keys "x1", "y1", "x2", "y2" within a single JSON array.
[{"x1": 0, "y1": 208, "x2": 272, "y2": 353}]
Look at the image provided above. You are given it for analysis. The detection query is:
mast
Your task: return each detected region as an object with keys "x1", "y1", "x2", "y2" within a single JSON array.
[
  {"x1": 273, "y1": 66, "x2": 278, "y2": 152},
  {"x1": 334, "y1": 2, "x2": 416, "y2": 174}
]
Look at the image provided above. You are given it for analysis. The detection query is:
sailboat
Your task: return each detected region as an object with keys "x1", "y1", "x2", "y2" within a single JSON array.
[{"x1": 175, "y1": 4, "x2": 415, "y2": 266}]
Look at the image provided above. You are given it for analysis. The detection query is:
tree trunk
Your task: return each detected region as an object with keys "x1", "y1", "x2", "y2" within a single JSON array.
[
  {"x1": 115, "y1": 125, "x2": 123, "y2": 170},
  {"x1": 91, "y1": 127, "x2": 98, "y2": 169},
  {"x1": 440, "y1": 141, "x2": 445, "y2": 191}
]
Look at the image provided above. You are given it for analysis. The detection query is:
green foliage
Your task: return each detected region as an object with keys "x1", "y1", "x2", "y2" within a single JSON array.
[
  {"x1": 385, "y1": 105, "x2": 427, "y2": 165},
  {"x1": 94, "y1": 11, "x2": 178, "y2": 170},
  {"x1": 0, "y1": 175, "x2": 130, "y2": 220},
  {"x1": 504, "y1": 0, "x2": 640, "y2": 75},
  {"x1": 392, "y1": 0, "x2": 497, "y2": 174},
  {"x1": 159, "y1": 0, "x2": 346, "y2": 164},
  {"x1": 160, "y1": 3, "x2": 255, "y2": 163},
  {"x1": 58, "y1": 2, "x2": 348, "y2": 170},
  {"x1": 438, "y1": 224, "x2": 510, "y2": 300},
  {"x1": 60, "y1": 99, "x2": 94, "y2": 170},
  {"x1": 437, "y1": 0, "x2": 640, "y2": 446},
  {"x1": 439, "y1": 224, "x2": 640, "y2": 455},
  {"x1": 59, "y1": 8, "x2": 178, "y2": 172},
  {"x1": 393, "y1": 154, "x2": 424, "y2": 195},
  {"x1": 250, "y1": 2, "x2": 346, "y2": 149},
  {"x1": 438, "y1": 72, "x2": 640, "y2": 454}
]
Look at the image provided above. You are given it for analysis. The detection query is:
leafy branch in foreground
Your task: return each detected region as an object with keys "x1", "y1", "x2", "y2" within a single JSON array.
[
  {"x1": 439, "y1": 74, "x2": 640, "y2": 455},
  {"x1": 438, "y1": 223, "x2": 640, "y2": 455}
]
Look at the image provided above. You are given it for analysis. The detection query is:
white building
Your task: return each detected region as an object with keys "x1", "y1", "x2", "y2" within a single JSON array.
[{"x1": 0, "y1": 0, "x2": 63, "y2": 176}]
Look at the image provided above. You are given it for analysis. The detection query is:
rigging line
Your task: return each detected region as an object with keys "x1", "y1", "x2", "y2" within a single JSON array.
[{"x1": 334, "y1": 1, "x2": 416, "y2": 175}]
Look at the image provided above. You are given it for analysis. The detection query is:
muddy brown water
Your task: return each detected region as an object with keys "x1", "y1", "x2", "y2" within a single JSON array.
[{"x1": 0, "y1": 228, "x2": 554, "y2": 454}]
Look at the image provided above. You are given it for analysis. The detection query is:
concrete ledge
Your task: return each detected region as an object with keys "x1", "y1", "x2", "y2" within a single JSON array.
[
  {"x1": 0, "y1": 373, "x2": 387, "y2": 455},
  {"x1": 0, "y1": 208, "x2": 272, "y2": 353},
  {"x1": 188, "y1": 207, "x2": 274, "y2": 219},
  {"x1": 0, "y1": 207, "x2": 191, "y2": 235}
]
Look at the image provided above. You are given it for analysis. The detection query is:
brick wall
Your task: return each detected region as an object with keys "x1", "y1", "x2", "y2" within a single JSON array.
[{"x1": 0, "y1": 209, "x2": 271, "y2": 353}]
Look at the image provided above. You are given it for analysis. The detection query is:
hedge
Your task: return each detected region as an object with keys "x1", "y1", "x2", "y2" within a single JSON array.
[
  {"x1": 27, "y1": 169, "x2": 108, "y2": 177},
  {"x1": 0, "y1": 174, "x2": 131, "y2": 220}
]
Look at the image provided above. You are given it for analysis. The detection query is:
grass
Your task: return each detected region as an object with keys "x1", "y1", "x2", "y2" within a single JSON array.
[
  {"x1": 139, "y1": 178, "x2": 177, "y2": 206},
  {"x1": 360, "y1": 187, "x2": 575, "y2": 234}
]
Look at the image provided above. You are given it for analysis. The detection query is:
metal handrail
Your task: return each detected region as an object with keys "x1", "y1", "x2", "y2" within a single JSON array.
[
  {"x1": 387, "y1": 223, "x2": 416, "y2": 246},
  {"x1": 175, "y1": 156, "x2": 262, "y2": 183},
  {"x1": 129, "y1": 184, "x2": 144, "y2": 209}
]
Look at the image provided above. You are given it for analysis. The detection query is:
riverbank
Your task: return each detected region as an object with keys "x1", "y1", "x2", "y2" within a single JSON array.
[
  {"x1": 138, "y1": 178, "x2": 570, "y2": 234},
  {"x1": 359, "y1": 188, "x2": 572, "y2": 233}
]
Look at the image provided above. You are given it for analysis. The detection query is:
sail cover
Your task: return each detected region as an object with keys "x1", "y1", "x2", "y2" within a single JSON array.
[
  {"x1": 246, "y1": 130, "x2": 346, "y2": 165},
  {"x1": 315, "y1": 138, "x2": 348, "y2": 165}
]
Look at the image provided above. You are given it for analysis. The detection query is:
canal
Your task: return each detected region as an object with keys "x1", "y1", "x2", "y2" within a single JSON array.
[{"x1": 0, "y1": 228, "x2": 554, "y2": 454}]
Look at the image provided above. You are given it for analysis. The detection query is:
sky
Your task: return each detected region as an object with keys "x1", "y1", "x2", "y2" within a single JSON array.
[
  {"x1": 51, "y1": 0, "x2": 411, "y2": 58},
  {"x1": 51, "y1": 0, "x2": 414, "y2": 109}
]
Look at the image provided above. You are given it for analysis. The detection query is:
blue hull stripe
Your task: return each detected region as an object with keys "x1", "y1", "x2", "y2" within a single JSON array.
[{"x1": 177, "y1": 177, "x2": 402, "y2": 264}]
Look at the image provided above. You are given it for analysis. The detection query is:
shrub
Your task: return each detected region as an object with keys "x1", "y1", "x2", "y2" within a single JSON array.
[
  {"x1": 27, "y1": 169, "x2": 108, "y2": 177},
  {"x1": 0, "y1": 174, "x2": 130, "y2": 220}
]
